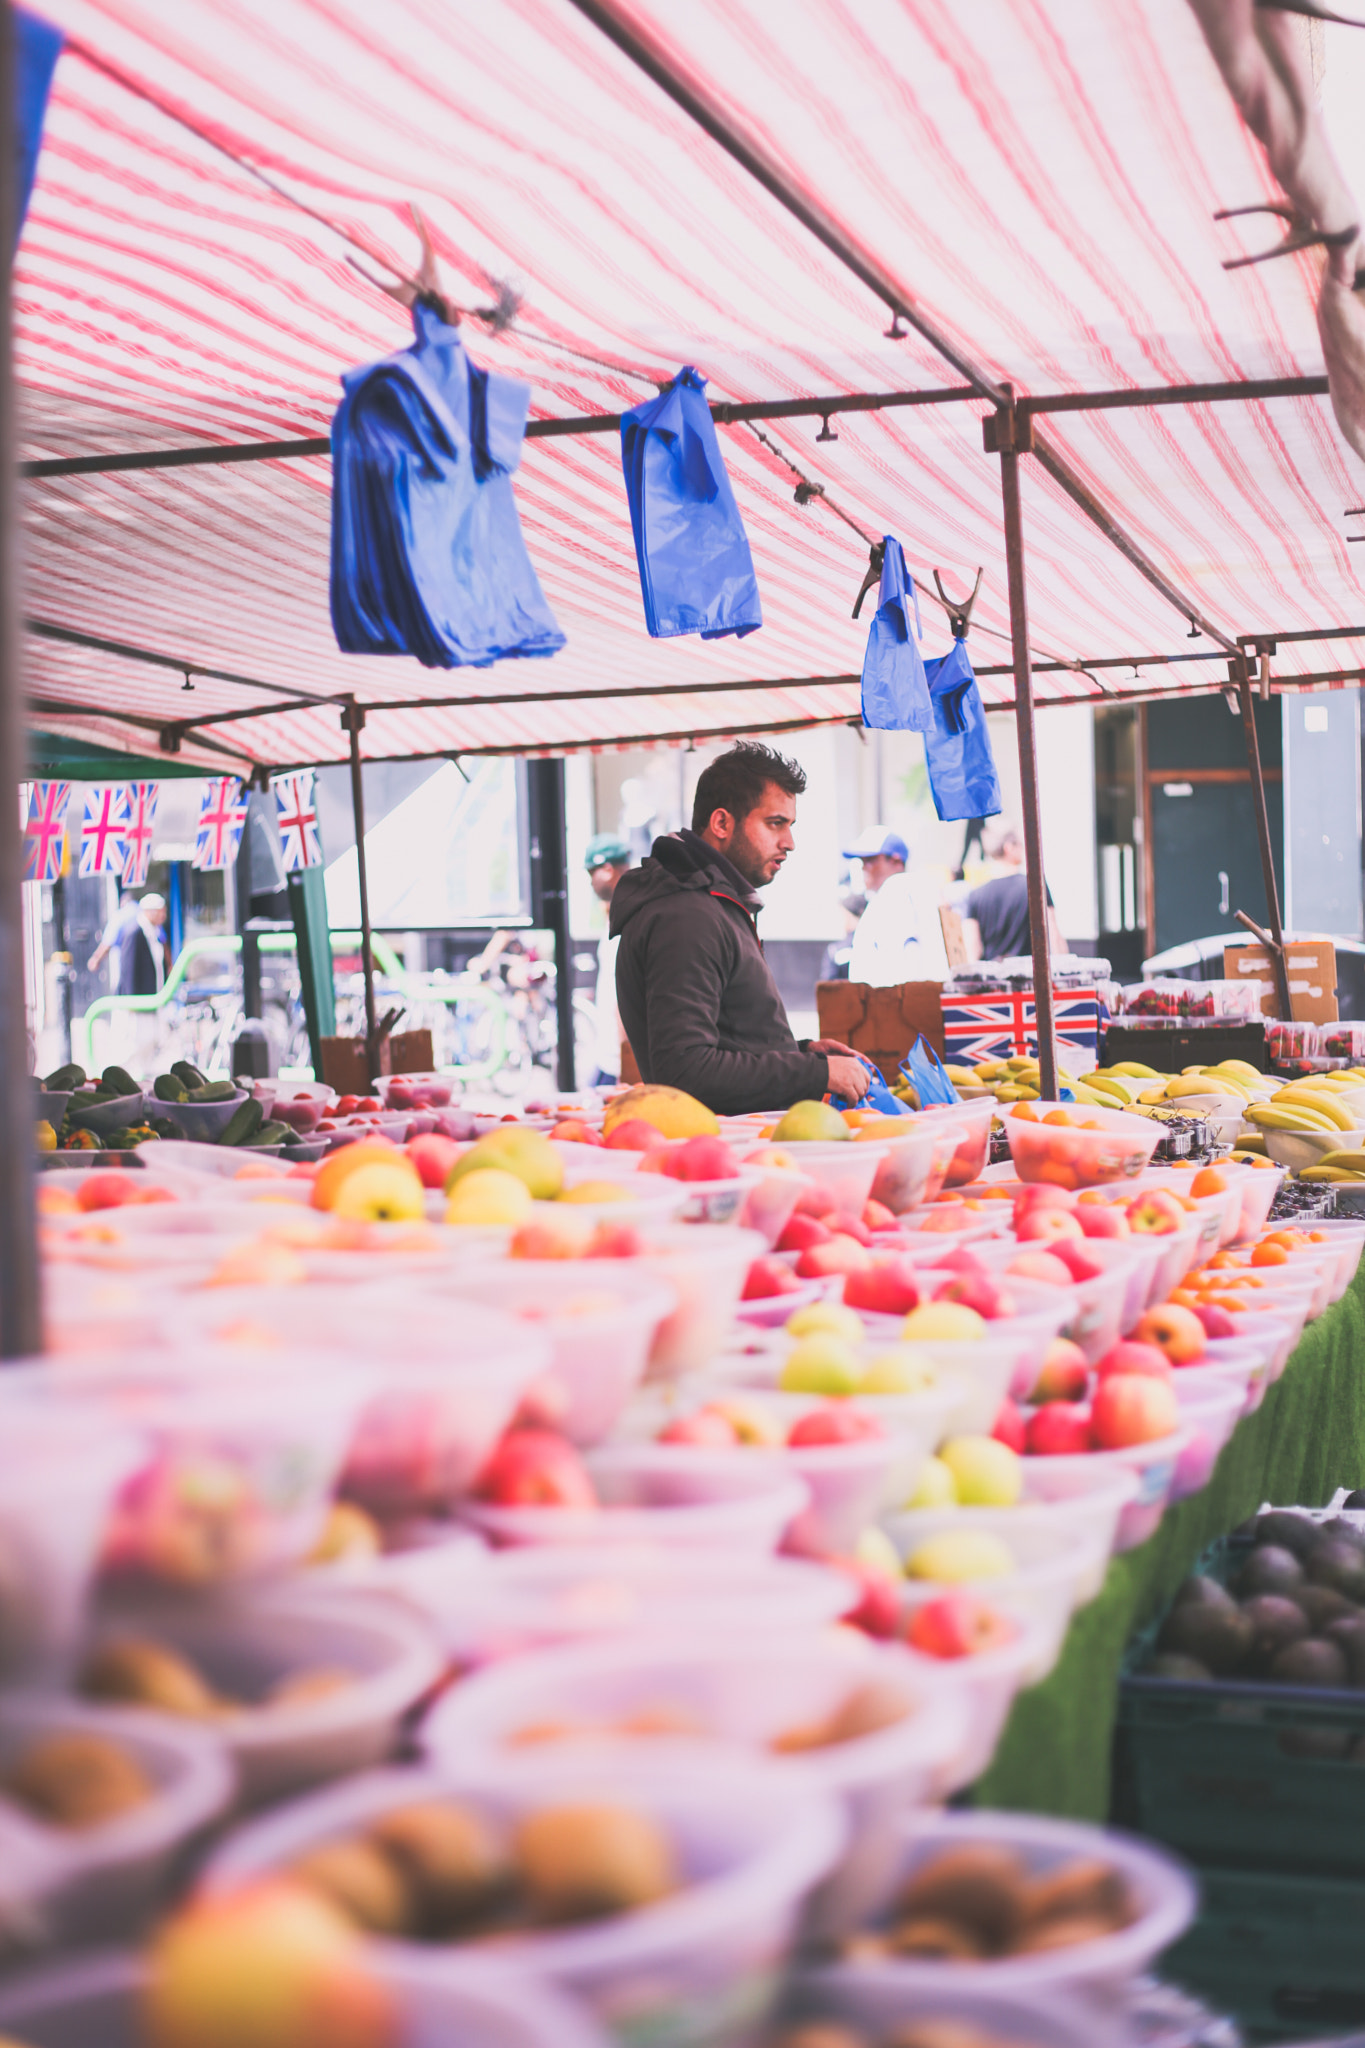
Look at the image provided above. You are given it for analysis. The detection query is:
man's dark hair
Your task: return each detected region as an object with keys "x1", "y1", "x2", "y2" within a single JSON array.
[{"x1": 691, "y1": 741, "x2": 807, "y2": 833}]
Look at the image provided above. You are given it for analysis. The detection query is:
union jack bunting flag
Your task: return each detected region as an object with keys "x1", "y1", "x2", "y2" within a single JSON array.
[
  {"x1": 78, "y1": 783, "x2": 131, "y2": 878},
  {"x1": 192, "y1": 777, "x2": 248, "y2": 871},
  {"x1": 272, "y1": 770, "x2": 322, "y2": 871},
  {"x1": 22, "y1": 780, "x2": 70, "y2": 883},
  {"x1": 939, "y1": 986, "x2": 1101, "y2": 1072},
  {"x1": 121, "y1": 782, "x2": 160, "y2": 888}
]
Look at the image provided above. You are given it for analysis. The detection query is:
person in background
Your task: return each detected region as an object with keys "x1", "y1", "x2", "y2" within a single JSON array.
[
  {"x1": 611, "y1": 741, "x2": 870, "y2": 1112},
  {"x1": 845, "y1": 826, "x2": 922, "y2": 987},
  {"x1": 118, "y1": 892, "x2": 169, "y2": 997},
  {"x1": 583, "y1": 832, "x2": 632, "y2": 1086},
  {"x1": 962, "y1": 824, "x2": 1064, "y2": 963},
  {"x1": 88, "y1": 889, "x2": 138, "y2": 983}
]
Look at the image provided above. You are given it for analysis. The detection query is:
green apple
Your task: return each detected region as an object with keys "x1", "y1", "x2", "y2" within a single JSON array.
[
  {"x1": 859, "y1": 1344, "x2": 938, "y2": 1394},
  {"x1": 779, "y1": 1334, "x2": 862, "y2": 1396},
  {"x1": 901, "y1": 1302, "x2": 986, "y2": 1343},
  {"x1": 906, "y1": 1454, "x2": 958, "y2": 1509},
  {"x1": 905, "y1": 1529, "x2": 1017, "y2": 1582},
  {"x1": 855, "y1": 1525, "x2": 902, "y2": 1578},
  {"x1": 784, "y1": 1301, "x2": 864, "y2": 1344},
  {"x1": 939, "y1": 1434, "x2": 1023, "y2": 1508}
]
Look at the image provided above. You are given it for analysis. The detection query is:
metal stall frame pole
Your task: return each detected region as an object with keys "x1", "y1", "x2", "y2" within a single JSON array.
[
  {"x1": 0, "y1": 3, "x2": 40, "y2": 1357},
  {"x1": 526, "y1": 757, "x2": 576, "y2": 1093},
  {"x1": 991, "y1": 401, "x2": 1058, "y2": 1103},
  {"x1": 342, "y1": 700, "x2": 378, "y2": 1075},
  {"x1": 1236, "y1": 657, "x2": 1294, "y2": 1021}
]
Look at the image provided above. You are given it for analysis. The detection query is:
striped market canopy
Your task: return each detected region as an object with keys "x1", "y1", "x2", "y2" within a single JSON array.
[{"x1": 16, "y1": 0, "x2": 1365, "y2": 770}]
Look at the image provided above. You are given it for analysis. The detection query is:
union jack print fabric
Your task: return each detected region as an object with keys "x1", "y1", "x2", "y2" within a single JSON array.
[
  {"x1": 193, "y1": 778, "x2": 247, "y2": 871},
  {"x1": 939, "y1": 987, "x2": 1101, "y2": 1071}
]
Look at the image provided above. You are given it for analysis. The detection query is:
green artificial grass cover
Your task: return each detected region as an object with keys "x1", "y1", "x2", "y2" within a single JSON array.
[{"x1": 974, "y1": 1263, "x2": 1365, "y2": 1821}]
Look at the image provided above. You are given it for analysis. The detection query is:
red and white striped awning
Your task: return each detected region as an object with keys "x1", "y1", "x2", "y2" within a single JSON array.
[{"x1": 17, "y1": 0, "x2": 1365, "y2": 769}]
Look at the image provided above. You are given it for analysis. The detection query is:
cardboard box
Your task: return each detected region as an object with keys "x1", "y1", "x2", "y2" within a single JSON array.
[
  {"x1": 1223, "y1": 942, "x2": 1338, "y2": 1025},
  {"x1": 815, "y1": 981, "x2": 946, "y2": 1085},
  {"x1": 939, "y1": 987, "x2": 1101, "y2": 1074},
  {"x1": 319, "y1": 1028, "x2": 436, "y2": 1094}
]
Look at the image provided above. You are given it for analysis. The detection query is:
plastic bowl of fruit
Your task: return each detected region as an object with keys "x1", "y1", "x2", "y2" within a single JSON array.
[
  {"x1": 1168, "y1": 1378, "x2": 1245, "y2": 1502},
  {"x1": 421, "y1": 1630, "x2": 962, "y2": 1940},
  {"x1": 198, "y1": 1750, "x2": 846, "y2": 2042},
  {"x1": 629, "y1": 1224, "x2": 769, "y2": 1380},
  {"x1": 956, "y1": 1240, "x2": 1146, "y2": 1369},
  {"x1": 1019, "y1": 1426, "x2": 1192, "y2": 1553},
  {"x1": 744, "y1": 1141, "x2": 887, "y2": 1224},
  {"x1": 1003, "y1": 1103, "x2": 1160, "y2": 1191},
  {"x1": 860, "y1": 1121, "x2": 961, "y2": 1216},
  {"x1": 799, "y1": 1807, "x2": 1196, "y2": 2007},
  {"x1": 919, "y1": 1099, "x2": 996, "y2": 1189},
  {"x1": 895, "y1": 1605, "x2": 1057, "y2": 1793},
  {"x1": 779, "y1": 1977, "x2": 1105, "y2": 2048},
  {"x1": 887, "y1": 1520, "x2": 1108, "y2": 1682},
  {"x1": 460, "y1": 1453, "x2": 811, "y2": 1556},
  {"x1": 883, "y1": 1464, "x2": 1140, "y2": 1609}
]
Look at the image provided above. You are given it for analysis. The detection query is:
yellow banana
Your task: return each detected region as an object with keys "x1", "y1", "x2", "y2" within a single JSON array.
[
  {"x1": 1299, "y1": 1165, "x2": 1365, "y2": 1182},
  {"x1": 1110, "y1": 1062, "x2": 1161, "y2": 1080},
  {"x1": 1273, "y1": 1088, "x2": 1356, "y2": 1131},
  {"x1": 1246, "y1": 1103, "x2": 1340, "y2": 1133},
  {"x1": 1312, "y1": 1149, "x2": 1365, "y2": 1172}
]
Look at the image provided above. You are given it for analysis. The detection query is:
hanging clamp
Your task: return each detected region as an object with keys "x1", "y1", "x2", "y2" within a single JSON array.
[
  {"x1": 932, "y1": 567, "x2": 984, "y2": 640},
  {"x1": 340, "y1": 702, "x2": 367, "y2": 736},
  {"x1": 1254, "y1": 0, "x2": 1365, "y2": 26},
  {"x1": 1214, "y1": 201, "x2": 1358, "y2": 271},
  {"x1": 793, "y1": 478, "x2": 825, "y2": 506},
  {"x1": 982, "y1": 406, "x2": 1034, "y2": 455},
  {"x1": 851, "y1": 540, "x2": 886, "y2": 619}
]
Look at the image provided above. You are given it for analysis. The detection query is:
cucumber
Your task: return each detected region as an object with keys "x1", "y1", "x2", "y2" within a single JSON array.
[
  {"x1": 188, "y1": 1081, "x2": 238, "y2": 1104},
  {"x1": 100, "y1": 1066, "x2": 139, "y2": 1099},
  {"x1": 244, "y1": 1120, "x2": 290, "y2": 1146},
  {"x1": 172, "y1": 1060, "x2": 208, "y2": 1091},
  {"x1": 44, "y1": 1063, "x2": 85, "y2": 1091},
  {"x1": 216, "y1": 1098, "x2": 264, "y2": 1147},
  {"x1": 153, "y1": 1074, "x2": 188, "y2": 1103}
]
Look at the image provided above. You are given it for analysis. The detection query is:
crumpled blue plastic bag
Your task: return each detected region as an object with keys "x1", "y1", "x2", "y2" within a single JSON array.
[
  {"x1": 330, "y1": 300, "x2": 565, "y2": 669},
  {"x1": 827, "y1": 1051, "x2": 907, "y2": 1115},
  {"x1": 859, "y1": 536, "x2": 930, "y2": 731},
  {"x1": 901, "y1": 1034, "x2": 960, "y2": 1106},
  {"x1": 923, "y1": 640, "x2": 1003, "y2": 823},
  {"x1": 620, "y1": 367, "x2": 762, "y2": 639},
  {"x1": 16, "y1": 9, "x2": 61, "y2": 249}
]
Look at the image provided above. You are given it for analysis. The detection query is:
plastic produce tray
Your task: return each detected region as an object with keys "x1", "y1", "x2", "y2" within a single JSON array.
[{"x1": 1162, "y1": 1864, "x2": 1365, "y2": 2042}]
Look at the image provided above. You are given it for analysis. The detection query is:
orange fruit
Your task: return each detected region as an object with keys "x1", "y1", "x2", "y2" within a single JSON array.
[
  {"x1": 1011, "y1": 1104, "x2": 1039, "y2": 1122},
  {"x1": 1191, "y1": 1167, "x2": 1227, "y2": 1197},
  {"x1": 1251, "y1": 1242, "x2": 1289, "y2": 1267},
  {"x1": 1042, "y1": 1109, "x2": 1075, "y2": 1126}
]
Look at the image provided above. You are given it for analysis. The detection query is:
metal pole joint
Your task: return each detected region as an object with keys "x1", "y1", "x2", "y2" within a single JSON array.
[{"x1": 983, "y1": 407, "x2": 1035, "y2": 456}]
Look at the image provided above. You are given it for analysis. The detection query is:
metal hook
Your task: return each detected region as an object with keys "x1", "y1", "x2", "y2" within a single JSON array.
[
  {"x1": 1187, "y1": 617, "x2": 1201, "y2": 639},
  {"x1": 181, "y1": 670, "x2": 195, "y2": 692},
  {"x1": 932, "y1": 566, "x2": 984, "y2": 641},
  {"x1": 816, "y1": 415, "x2": 838, "y2": 443},
  {"x1": 852, "y1": 540, "x2": 887, "y2": 620},
  {"x1": 884, "y1": 313, "x2": 908, "y2": 340},
  {"x1": 1347, "y1": 507, "x2": 1365, "y2": 543},
  {"x1": 1214, "y1": 202, "x2": 1358, "y2": 270}
]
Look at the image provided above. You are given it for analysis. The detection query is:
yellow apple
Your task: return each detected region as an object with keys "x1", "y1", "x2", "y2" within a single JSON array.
[
  {"x1": 443, "y1": 1168, "x2": 534, "y2": 1226},
  {"x1": 330, "y1": 1162, "x2": 426, "y2": 1224},
  {"x1": 905, "y1": 1530, "x2": 1017, "y2": 1582},
  {"x1": 901, "y1": 1302, "x2": 986, "y2": 1343},
  {"x1": 939, "y1": 1435, "x2": 1023, "y2": 1507},
  {"x1": 906, "y1": 1454, "x2": 958, "y2": 1508},
  {"x1": 446, "y1": 1128, "x2": 563, "y2": 1200},
  {"x1": 559, "y1": 1180, "x2": 632, "y2": 1204},
  {"x1": 785, "y1": 1302, "x2": 864, "y2": 1343}
]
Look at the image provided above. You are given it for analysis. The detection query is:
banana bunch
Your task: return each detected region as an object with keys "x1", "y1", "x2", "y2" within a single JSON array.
[
  {"x1": 970, "y1": 1056, "x2": 1041, "y2": 1102},
  {"x1": 1245, "y1": 1074, "x2": 1363, "y2": 1137},
  {"x1": 1300, "y1": 1150, "x2": 1365, "y2": 1182},
  {"x1": 942, "y1": 1065, "x2": 992, "y2": 1100}
]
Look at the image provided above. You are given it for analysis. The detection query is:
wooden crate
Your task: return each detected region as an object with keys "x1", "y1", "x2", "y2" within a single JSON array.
[
  {"x1": 318, "y1": 1029, "x2": 435, "y2": 1094},
  {"x1": 815, "y1": 980, "x2": 946, "y2": 1084}
]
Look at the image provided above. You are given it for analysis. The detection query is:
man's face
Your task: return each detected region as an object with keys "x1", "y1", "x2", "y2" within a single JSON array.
[
  {"x1": 711, "y1": 781, "x2": 797, "y2": 889},
  {"x1": 589, "y1": 860, "x2": 627, "y2": 904},
  {"x1": 146, "y1": 904, "x2": 167, "y2": 928},
  {"x1": 860, "y1": 853, "x2": 905, "y2": 894}
]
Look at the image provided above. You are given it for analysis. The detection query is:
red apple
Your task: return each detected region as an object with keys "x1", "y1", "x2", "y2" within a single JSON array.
[
  {"x1": 1012, "y1": 1184, "x2": 1078, "y2": 1224},
  {"x1": 935, "y1": 1274, "x2": 1015, "y2": 1320},
  {"x1": 1125, "y1": 1188, "x2": 1186, "y2": 1237},
  {"x1": 1194, "y1": 1302, "x2": 1236, "y2": 1340},
  {"x1": 550, "y1": 1118, "x2": 604, "y2": 1146},
  {"x1": 777, "y1": 1214, "x2": 833, "y2": 1254},
  {"x1": 1133, "y1": 1302, "x2": 1207, "y2": 1365},
  {"x1": 1025, "y1": 1401, "x2": 1094, "y2": 1455},
  {"x1": 1006, "y1": 1250, "x2": 1074, "y2": 1287},
  {"x1": 843, "y1": 1261, "x2": 921, "y2": 1315},
  {"x1": 1031, "y1": 1336, "x2": 1090, "y2": 1403},
  {"x1": 584, "y1": 1221, "x2": 648, "y2": 1258},
  {"x1": 662, "y1": 1135, "x2": 739, "y2": 1182},
  {"x1": 906, "y1": 1592, "x2": 1019, "y2": 1659},
  {"x1": 833, "y1": 1559, "x2": 901, "y2": 1639},
  {"x1": 1049, "y1": 1240, "x2": 1104, "y2": 1282},
  {"x1": 793, "y1": 1180, "x2": 837, "y2": 1220},
  {"x1": 787, "y1": 1403, "x2": 885, "y2": 1446},
  {"x1": 992, "y1": 1398, "x2": 1027, "y2": 1453},
  {"x1": 1015, "y1": 1207, "x2": 1084, "y2": 1243},
  {"x1": 1090, "y1": 1372, "x2": 1180, "y2": 1449},
  {"x1": 1076, "y1": 1203, "x2": 1131, "y2": 1240},
  {"x1": 932, "y1": 1248, "x2": 988, "y2": 1278},
  {"x1": 474, "y1": 1429, "x2": 597, "y2": 1507},
  {"x1": 1095, "y1": 1339, "x2": 1173, "y2": 1383},
  {"x1": 862, "y1": 1199, "x2": 897, "y2": 1231},
  {"x1": 604, "y1": 1119, "x2": 663, "y2": 1152},
  {"x1": 659, "y1": 1407, "x2": 740, "y2": 1446},
  {"x1": 796, "y1": 1235, "x2": 873, "y2": 1279},
  {"x1": 404, "y1": 1133, "x2": 463, "y2": 1189},
  {"x1": 510, "y1": 1219, "x2": 592, "y2": 1260},
  {"x1": 741, "y1": 1254, "x2": 802, "y2": 1300}
]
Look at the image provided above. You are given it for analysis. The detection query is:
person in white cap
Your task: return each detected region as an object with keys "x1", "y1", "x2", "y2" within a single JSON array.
[
  {"x1": 118, "y1": 892, "x2": 168, "y2": 998},
  {"x1": 844, "y1": 826, "x2": 922, "y2": 987}
]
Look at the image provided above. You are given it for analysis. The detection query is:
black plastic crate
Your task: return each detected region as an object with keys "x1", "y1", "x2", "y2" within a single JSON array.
[
  {"x1": 1164, "y1": 1865, "x2": 1365, "y2": 2043},
  {"x1": 1102, "y1": 1020, "x2": 1268, "y2": 1073}
]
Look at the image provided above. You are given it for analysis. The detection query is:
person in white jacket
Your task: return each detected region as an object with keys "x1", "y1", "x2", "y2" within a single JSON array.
[
  {"x1": 584, "y1": 833, "x2": 633, "y2": 1085},
  {"x1": 845, "y1": 826, "x2": 922, "y2": 987}
]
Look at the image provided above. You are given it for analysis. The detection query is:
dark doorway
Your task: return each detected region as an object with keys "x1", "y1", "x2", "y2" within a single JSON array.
[{"x1": 1144, "y1": 696, "x2": 1283, "y2": 958}]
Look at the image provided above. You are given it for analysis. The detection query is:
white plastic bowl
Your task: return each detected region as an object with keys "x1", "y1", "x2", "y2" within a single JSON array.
[
  {"x1": 965, "y1": 1240, "x2": 1148, "y2": 1367},
  {"x1": 82, "y1": 1587, "x2": 443, "y2": 1806},
  {"x1": 802, "y1": 1808, "x2": 1196, "y2": 2011},
  {"x1": 0, "y1": 1695, "x2": 232, "y2": 1955},
  {"x1": 889, "y1": 1520, "x2": 1108, "y2": 1683},
  {"x1": 630, "y1": 1224, "x2": 767, "y2": 1380},
  {"x1": 1003, "y1": 1103, "x2": 1160, "y2": 1189},
  {"x1": 883, "y1": 1463, "x2": 1140, "y2": 1607},
  {"x1": 1295, "y1": 1218, "x2": 1365, "y2": 1296},
  {"x1": 460, "y1": 1470, "x2": 811, "y2": 1556},
  {"x1": 896, "y1": 1612, "x2": 1058, "y2": 1792},
  {"x1": 743, "y1": 1141, "x2": 886, "y2": 1222},
  {"x1": 919, "y1": 1099, "x2": 996, "y2": 1189},
  {"x1": 1198, "y1": 1333, "x2": 1279, "y2": 1415},
  {"x1": 1233, "y1": 1163, "x2": 1285, "y2": 1242},
  {"x1": 785, "y1": 1974, "x2": 1107, "y2": 2048},
  {"x1": 419, "y1": 1265, "x2": 675, "y2": 1446},
  {"x1": 1222, "y1": 1305, "x2": 1306, "y2": 1383},
  {"x1": 1020, "y1": 1427, "x2": 1192, "y2": 1552},
  {"x1": 421, "y1": 1630, "x2": 961, "y2": 1940},
  {"x1": 1169, "y1": 1379, "x2": 1245, "y2": 1502},
  {"x1": 199, "y1": 1753, "x2": 846, "y2": 2043},
  {"x1": 861, "y1": 1122, "x2": 959, "y2": 1215}
]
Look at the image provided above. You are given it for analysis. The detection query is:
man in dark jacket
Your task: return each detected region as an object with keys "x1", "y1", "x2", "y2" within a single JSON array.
[{"x1": 611, "y1": 742, "x2": 871, "y2": 1114}]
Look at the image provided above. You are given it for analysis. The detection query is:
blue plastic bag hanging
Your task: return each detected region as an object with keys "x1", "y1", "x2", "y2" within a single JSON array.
[
  {"x1": 900, "y1": 1035, "x2": 960, "y2": 1106},
  {"x1": 330, "y1": 300, "x2": 565, "y2": 669},
  {"x1": 620, "y1": 367, "x2": 762, "y2": 639},
  {"x1": 15, "y1": 10, "x2": 61, "y2": 249},
  {"x1": 827, "y1": 1051, "x2": 908, "y2": 1115},
  {"x1": 857, "y1": 537, "x2": 931, "y2": 732},
  {"x1": 922, "y1": 640, "x2": 1003, "y2": 823}
]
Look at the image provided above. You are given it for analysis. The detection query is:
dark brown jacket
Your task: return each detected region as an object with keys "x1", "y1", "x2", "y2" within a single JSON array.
[{"x1": 610, "y1": 829, "x2": 829, "y2": 1114}]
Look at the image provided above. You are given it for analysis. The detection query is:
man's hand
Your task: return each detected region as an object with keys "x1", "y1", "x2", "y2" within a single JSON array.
[
  {"x1": 810, "y1": 1037, "x2": 861, "y2": 1060},
  {"x1": 825, "y1": 1053, "x2": 871, "y2": 1103}
]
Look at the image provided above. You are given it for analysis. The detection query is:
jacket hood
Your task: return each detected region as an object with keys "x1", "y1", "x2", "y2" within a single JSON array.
[{"x1": 609, "y1": 829, "x2": 760, "y2": 937}]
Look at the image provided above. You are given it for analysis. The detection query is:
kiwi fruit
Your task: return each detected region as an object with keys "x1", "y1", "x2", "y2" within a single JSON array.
[
  {"x1": 1147, "y1": 1653, "x2": 1212, "y2": 1682},
  {"x1": 1325, "y1": 1614, "x2": 1365, "y2": 1687},
  {"x1": 5, "y1": 1731, "x2": 154, "y2": 1827},
  {"x1": 1269, "y1": 1637, "x2": 1349, "y2": 1688},
  {"x1": 1242, "y1": 1594, "x2": 1311, "y2": 1671},
  {"x1": 369, "y1": 1802, "x2": 511, "y2": 1932},
  {"x1": 1236, "y1": 1545, "x2": 1305, "y2": 1598},
  {"x1": 1157, "y1": 1599, "x2": 1253, "y2": 1674},
  {"x1": 289, "y1": 1839, "x2": 413, "y2": 1935},
  {"x1": 81, "y1": 1638, "x2": 222, "y2": 1718},
  {"x1": 1254, "y1": 1511, "x2": 1318, "y2": 1559},
  {"x1": 1172, "y1": 1574, "x2": 1238, "y2": 1612},
  {"x1": 1297, "y1": 1584, "x2": 1355, "y2": 1630},
  {"x1": 1308, "y1": 1538, "x2": 1365, "y2": 1603},
  {"x1": 514, "y1": 1802, "x2": 676, "y2": 1923},
  {"x1": 894, "y1": 1845, "x2": 1028, "y2": 1951},
  {"x1": 1342, "y1": 1490, "x2": 1365, "y2": 1511}
]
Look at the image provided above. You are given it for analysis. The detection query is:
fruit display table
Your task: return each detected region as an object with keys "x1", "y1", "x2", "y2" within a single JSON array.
[{"x1": 975, "y1": 1263, "x2": 1365, "y2": 1821}]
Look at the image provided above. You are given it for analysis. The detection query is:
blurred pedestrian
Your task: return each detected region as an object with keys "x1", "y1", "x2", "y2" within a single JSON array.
[
  {"x1": 845, "y1": 826, "x2": 922, "y2": 987},
  {"x1": 962, "y1": 824, "x2": 1063, "y2": 962},
  {"x1": 584, "y1": 832, "x2": 632, "y2": 1086}
]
